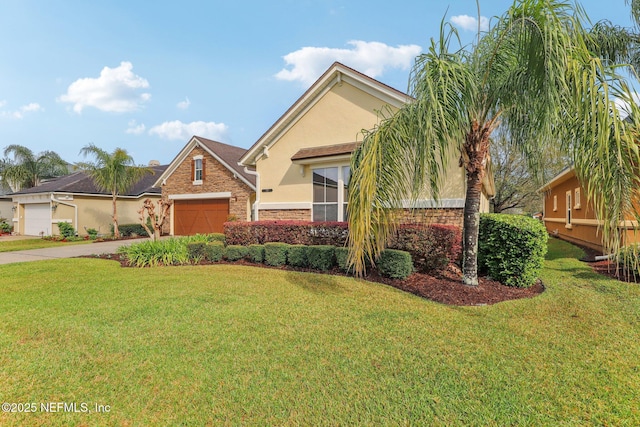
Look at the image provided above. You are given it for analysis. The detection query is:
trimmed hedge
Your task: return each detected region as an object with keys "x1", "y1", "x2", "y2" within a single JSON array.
[
  {"x1": 115, "y1": 223, "x2": 150, "y2": 237},
  {"x1": 224, "y1": 221, "x2": 349, "y2": 246},
  {"x1": 287, "y1": 245, "x2": 309, "y2": 268},
  {"x1": 206, "y1": 241, "x2": 225, "y2": 262},
  {"x1": 335, "y1": 247, "x2": 351, "y2": 272},
  {"x1": 247, "y1": 244, "x2": 265, "y2": 263},
  {"x1": 388, "y1": 224, "x2": 461, "y2": 272},
  {"x1": 307, "y1": 245, "x2": 336, "y2": 271},
  {"x1": 478, "y1": 214, "x2": 548, "y2": 288},
  {"x1": 187, "y1": 242, "x2": 208, "y2": 260},
  {"x1": 264, "y1": 242, "x2": 289, "y2": 266},
  {"x1": 379, "y1": 249, "x2": 413, "y2": 279},
  {"x1": 208, "y1": 233, "x2": 226, "y2": 243},
  {"x1": 224, "y1": 245, "x2": 248, "y2": 261}
]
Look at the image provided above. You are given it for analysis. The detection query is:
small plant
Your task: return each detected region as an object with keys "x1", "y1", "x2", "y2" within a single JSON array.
[
  {"x1": 307, "y1": 245, "x2": 336, "y2": 271},
  {"x1": 287, "y1": 245, "x2": 309, "y2": 268},
  {"x1": 86, "y1": 228, "x2": 99, "y2": 240},
  {"x1": 247, "y1": 244, "x2": 265, "y2": 263},
  {"x1": 57, "y1": 221, "x2": 76, "y2": 239},
  {"x1": 0, "y1": 221, "x2": 12, "y2": 234},
  {"x1": 206, "y1": 242, "x2": 225, "y2": 262},
  {"x1": 378, "y1": 249, "x2": 413, "y2": 279},
  {"x1": 224, "y1": 245, "x2": 248, "y2": 261},
  {"x1": 264, "y1": 242, "x2": 289, "y2": 266}
]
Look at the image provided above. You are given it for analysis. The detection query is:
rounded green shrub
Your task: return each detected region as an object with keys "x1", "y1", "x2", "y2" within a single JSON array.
[
  {"x1": 307, "y1": 245, "x2": 336, "y2": 271},
  {"x1": 378, "y1": 249, "x2": 413, "y2": 279},
  {"x1": 187, "y1": 242, "x2": 208, "y2": 261},
  {"x1": 478, "y1": 214, "x2": 548, "y2": 288},
  {"x1": 224, "y1": 245, "x2": 249, "y2": 261},
  {"x1": 206, "y1": 241, "x2": 225, "y2": 262},
  {"x1": 264, "y1": 242, "x2": 289, "y2": 266},
  {"x1": 247, "y1": 244, "x2": 265, "y2": 263},
  {"x1": 287, "y1": 244, "x2": 309, "y2": 268}
]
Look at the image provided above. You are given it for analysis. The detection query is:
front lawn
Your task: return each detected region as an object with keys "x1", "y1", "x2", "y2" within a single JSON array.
[
  {"x1": 0, "y1": 238, "x2": 91, "y2": 252},
  {"x1": 0, "y1": 238, "x2": 638, "y2": 425}
]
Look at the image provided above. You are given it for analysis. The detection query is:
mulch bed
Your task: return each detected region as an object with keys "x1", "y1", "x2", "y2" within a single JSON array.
[
  {"x1": 571, "y1": 242, "x2": 640, "y2": 283},
  {"x1": 80, "y1": 253, "x2": 545, "y2": 306}
]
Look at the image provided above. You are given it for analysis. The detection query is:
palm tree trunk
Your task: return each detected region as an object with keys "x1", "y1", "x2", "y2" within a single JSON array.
[
  {"x1": 112, "y1": 193, "x2": 120, "y2": 239},
  {"x1": 462, "y1": 170, "x2": 483, "y2": 286}
]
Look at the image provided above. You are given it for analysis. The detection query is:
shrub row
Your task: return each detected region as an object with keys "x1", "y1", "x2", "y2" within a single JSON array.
[
  {"x1": 224, "y1": 221, "x2": 460, "y2": 273},
  {"x1": 478, "y1": 213, "x2": 547, "y2": 288}
]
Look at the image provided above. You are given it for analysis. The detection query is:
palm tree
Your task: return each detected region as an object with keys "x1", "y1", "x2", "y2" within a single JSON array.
[
  {"x1": 347, "y1": 0, "x2": 639, "y2": 286},
  {"x1": 1, "y1": 145, "x2": 69, "y2": 191},
  {"x1": 78, "y1": 144, "x2": 152, "y2": 238}
]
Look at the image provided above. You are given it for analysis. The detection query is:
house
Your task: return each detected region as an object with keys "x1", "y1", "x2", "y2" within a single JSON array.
[
  {"x1": 10, "y1": 164, "x2": 166, "y2": 236},
  {"x1": 539, "y1": 166, "x2": 634, "y2": 252},
  {"x1": 153, "y1": 136, "x2": 256, "y2": 235},
  {"x1": 238, "y1": 62, "x2": 494, "y2": 225}
]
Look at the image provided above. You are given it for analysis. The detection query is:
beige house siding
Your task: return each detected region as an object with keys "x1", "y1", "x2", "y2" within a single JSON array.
[{"x1": 161, "y1": 146, "x2": 254, "y2": 227}]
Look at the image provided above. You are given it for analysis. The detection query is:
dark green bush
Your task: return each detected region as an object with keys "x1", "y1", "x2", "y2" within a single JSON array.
[
  {"x1": 224, "y1": 245, "x2": 248, "y2": 261},
  {"x1": 264, "y1": 242, "x2": 289, "y2": 266},
  {"x1": 206, "y1": 241, "x2": 225, "y2": 262},
  {"x1": 115, "y1": 223, "x2": 150, "y2": 237},
  {"x1": 335, "y1": 247, "x2": 351, "y2": 272},
  {"x1": 307, "y1": 245, "x2": 336, "y2": 271},
  {"x1": 478, "y1": 214, "x2": 548, "y2": 288},
  {"x1": 208, "y1": 233, "x2": 226, "y2": 243},
  {"x1": 247, "y1": 244, "x2": 265, "y2": 263},
  {"x1": 378, "y1": 249, "x2": 413, "y2": 279},
  {"x1": 86, "y1": 228, "x2": 98, "y2": 240},
  {"x1": 0, "y1": 221, "x2": 12, "y2": 233},
  {"x1": 57, "y1": 221, "x2": 76, "y2": 238},
  {"x1": 287, "y1": 244, "x2": 309, "y2": 268},
  {"x1": 187, "y1": 242, "x2": 208, "y2": 261}
]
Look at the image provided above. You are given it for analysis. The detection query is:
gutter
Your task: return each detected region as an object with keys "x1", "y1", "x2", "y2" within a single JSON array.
[{"x1": 241, "y1": 165, "x2": 260, "y2": 221}]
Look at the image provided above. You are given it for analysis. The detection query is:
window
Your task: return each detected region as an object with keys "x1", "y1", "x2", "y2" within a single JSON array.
[
  {"x1": 566, "y1": 191, "x2": 572, "y2": 228},
  {"x1": 193, "y1": 156, "x2": 204, "y2": 184},
  {"x1": 553, "y1": 195, "x2": 557, "y2": 212},
  {"x1": 313, "y1": 166, "x2": 350, "y2": 221},
  {"x1": 574, "y1": 188, "x2": 581, "y2": 209}
]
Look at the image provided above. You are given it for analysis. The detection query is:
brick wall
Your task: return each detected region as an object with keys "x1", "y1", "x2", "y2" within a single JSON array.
[
  {"x1": 397, "y1": 208, "x2": 463, "y2": 228},
  {"x1": 258, "y1": 209, "x2": 312, "y2": 221},
  {"x1": 162, "y1": 146, "x2": 254, "y2": 222}
]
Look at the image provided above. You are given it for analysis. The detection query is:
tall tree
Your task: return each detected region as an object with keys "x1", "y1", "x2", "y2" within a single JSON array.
[
  {"x1": 78, "y1": 144, "x2": 152, "y2": 238},
  {"x1": 1, "y1": 145, "x2": 69, "y2": 191},
  {"x1": 347, "y1": 0, "x2": 638, "y2": 286}
]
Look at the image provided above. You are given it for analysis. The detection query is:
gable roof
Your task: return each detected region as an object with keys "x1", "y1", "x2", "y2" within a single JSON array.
[
  {"x1": 153, "y1": 136, "x2": 256, "y2": 190},
  {"x1": 239, "y1": 62, "x2": 411, "y2": 166},
  {"x1": 11, "y1": 165, "x2": 167, "y2": 197}
]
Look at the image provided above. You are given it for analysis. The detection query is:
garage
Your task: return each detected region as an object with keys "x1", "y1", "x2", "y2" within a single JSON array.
[
  {"x1": 174, "y1": 199, "x2": 229, "y2": 235},
  {"x1": 24, "y1": 203, "x2": 51, "y2": 236}
]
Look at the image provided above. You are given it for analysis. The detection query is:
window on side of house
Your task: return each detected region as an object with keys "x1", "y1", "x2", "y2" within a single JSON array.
[
  {"x1": 566, "y1": 191, "x2": 572, "y2": 228},
  {"x1": 553, "y1": 195, "x2": 557, "y2": 212},
  {"x1": 313, "y1": 166, "x2": 350, "y2": 222},
  {"x1": 574, "y1": 188, "x2": 581, "y2": 209},
  {"x1": 193, "y1": 156, "x2": 204, "y2": 184}
]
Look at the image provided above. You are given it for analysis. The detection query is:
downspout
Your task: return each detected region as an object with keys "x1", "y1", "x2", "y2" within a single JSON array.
[
  {"x1": 51, "y1": 194, "x2": 78, "y2": 233},
  {"x1": 241, "y1": 165, "x2": 260, "y2": 221}
]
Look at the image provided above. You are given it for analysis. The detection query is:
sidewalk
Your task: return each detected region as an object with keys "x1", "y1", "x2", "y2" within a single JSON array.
[{"x1": 0, "y1": 238, "x2": 147, "y2": 265}]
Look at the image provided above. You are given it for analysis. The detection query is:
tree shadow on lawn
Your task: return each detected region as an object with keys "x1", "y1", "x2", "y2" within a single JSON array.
[{"x1": 284, "y1": 270, "x2": 345, "y2": 295}]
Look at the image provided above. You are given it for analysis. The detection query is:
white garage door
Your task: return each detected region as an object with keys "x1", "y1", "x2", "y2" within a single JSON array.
[{"x1": 24, "y1": 204, "x2": 51, "y2": 236}]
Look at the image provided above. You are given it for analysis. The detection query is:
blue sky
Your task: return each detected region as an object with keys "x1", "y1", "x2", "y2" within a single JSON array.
[{"x1": 0, "y1": 0, "x2": 634, "y2": 165}]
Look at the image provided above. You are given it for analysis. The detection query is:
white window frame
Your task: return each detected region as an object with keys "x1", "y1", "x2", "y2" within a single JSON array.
[
  {"x1": 193, "y1": 155, "x2": 203, "y2": 185},
  {"x1": 574, "y1": 188, "x2": 581, "y2": 209},
  {"x1": 553, "y1": 195, "x2": 558, "y2": 212},
  {"x1": 312, "y1": 165, "x2": 350, "y2": 222},
  {"x1": 565, "y1": 191, "x2": 572, "y2": 229}
]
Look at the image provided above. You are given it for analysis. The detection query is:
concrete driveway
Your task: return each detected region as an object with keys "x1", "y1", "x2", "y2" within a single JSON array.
[{"x1": 0, "y1": 238, "x2": 148, "y2": 265}]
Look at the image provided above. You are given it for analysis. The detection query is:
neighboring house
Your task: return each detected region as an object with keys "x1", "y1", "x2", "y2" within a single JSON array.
[
  {"x1": 153, "y1": 136, "x2": 256, "y2": 235},
  {"x1": 539, "y1": 166, "x2": 633, "y2": 252},
  {"x1": 238, "y1": 62, "x2": 494, "y2": 225},
  {"x1": 10, "y1": 165, "x2": 166, "y2": 236}
]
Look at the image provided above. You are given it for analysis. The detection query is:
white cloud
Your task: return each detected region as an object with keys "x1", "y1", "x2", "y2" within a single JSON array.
[
  {"x1": 125, "y1": 120, "x2": 146, "y2": 135},
  {"x1": 0, "y1": 102, "x2": 43, "y2": 119},
  {"x1": 177, "y1": 97, "x2": 190, "y2": 110},
  {"x1": 148, "y1": 120, "x2": 228, "y2": 141},
  {"x1": 450, "y1": 15, "x2": 489, "y2": 32},
  {"x1": 58, "y1": 61, "x2": 151, "y2": 113},
  {"x1": 275, "y1": 40, "x2": 422, "y2": 85}
]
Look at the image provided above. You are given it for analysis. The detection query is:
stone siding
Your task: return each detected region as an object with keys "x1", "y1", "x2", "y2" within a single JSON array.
[
  {"x1": 397, "y1": 208, "x2": 463, "y2": 228},
  {"x1": 258, "y1": 209, "x2": 312, "y2": 221}
]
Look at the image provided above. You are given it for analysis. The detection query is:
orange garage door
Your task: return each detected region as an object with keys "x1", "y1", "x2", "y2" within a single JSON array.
[{"x1": 174, "y1": 199, "x2": 229, "y2": 235}]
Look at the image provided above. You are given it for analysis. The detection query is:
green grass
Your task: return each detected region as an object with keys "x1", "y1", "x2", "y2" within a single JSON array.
[
  {"x1": 0, "y1": 238, "x2": 91, "y2": 252},
  {"x1": 0, "y1": 238, "x2": 638, "y2": 425}
]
